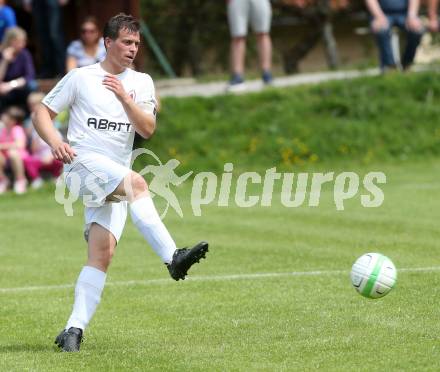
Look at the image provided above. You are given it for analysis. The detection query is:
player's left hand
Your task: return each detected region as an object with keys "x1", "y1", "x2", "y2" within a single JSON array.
[{"x1": 102, "y1": 75, "x2": 130, "y2": 103}]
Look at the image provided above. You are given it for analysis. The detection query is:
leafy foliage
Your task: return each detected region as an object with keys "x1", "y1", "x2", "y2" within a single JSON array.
[
  {"x1": 140, "y1": 0, "x2": 367, "y2": 75},
  {"x1": 136, "y1": 72, "x2": 440, "y2": 172},
  {"x1": 141, "y1": 0, "x2": 229, "y2": 76}
]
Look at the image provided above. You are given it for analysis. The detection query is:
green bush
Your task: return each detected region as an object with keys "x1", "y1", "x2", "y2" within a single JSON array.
[{"x1": 136, "y1": 72, "x2": 440, "y2": 172}]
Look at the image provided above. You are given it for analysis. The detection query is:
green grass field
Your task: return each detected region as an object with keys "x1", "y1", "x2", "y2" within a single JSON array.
[{"x1": 1, "y1": 160, "x2": 440, "y2": 371}]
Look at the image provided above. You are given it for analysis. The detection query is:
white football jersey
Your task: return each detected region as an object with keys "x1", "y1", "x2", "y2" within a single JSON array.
[{"x1": 42, "y1": 63, "x2": 157, "y2": 167}]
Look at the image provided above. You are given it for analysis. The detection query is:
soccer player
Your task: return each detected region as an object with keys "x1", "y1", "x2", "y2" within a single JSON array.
[{"x1": 32, "y1": 13, "x2": 209, "y2": 352}]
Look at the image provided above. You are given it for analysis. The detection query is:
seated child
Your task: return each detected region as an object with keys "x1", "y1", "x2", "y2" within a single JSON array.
[
  {"x1": 25, "y1": 127, "x2": 63, "y2": 188},
  {"x1": 23, "y1": 92, "x2": 63, "y2": 188},
  {"x1": 0, "y1": 106, "x2": 28, "y2": 194}
]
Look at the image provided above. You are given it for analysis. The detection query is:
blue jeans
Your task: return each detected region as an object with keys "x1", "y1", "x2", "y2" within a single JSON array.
[{"x1": 372, "y1": 13, "x2": 423, "y2": 69}]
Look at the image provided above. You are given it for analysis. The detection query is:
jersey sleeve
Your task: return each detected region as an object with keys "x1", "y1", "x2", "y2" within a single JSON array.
[
  {"x1": 42, "y1": 69, "x2": 79, "y2": 114},
  {"x1": 136, "y1": 74, "x2": 158, "y2": 117}
]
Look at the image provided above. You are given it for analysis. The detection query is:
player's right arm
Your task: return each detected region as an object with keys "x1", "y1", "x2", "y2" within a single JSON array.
[
  {"x1": 32, "y1": 69, "x2": 78, "y2": 164},
  {"x1": 32, "y1": 104, "x2": 76, "y2": 164}
]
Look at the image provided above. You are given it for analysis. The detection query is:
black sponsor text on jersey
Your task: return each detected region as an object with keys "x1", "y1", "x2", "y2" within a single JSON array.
[{"x1": 87, "y1": 118, "x2": 132, "y2": 132}]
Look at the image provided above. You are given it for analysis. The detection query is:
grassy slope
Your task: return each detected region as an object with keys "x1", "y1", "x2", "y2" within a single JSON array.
[
  {"x1": 1, "y1": 160, "x2": 440, "y2": 371},
  {"x1": 2, "y1": 72, "x2": 440, "y2": 370},
  {"x1": 137, "y1": 72, "x2": 440, "y2": 173}
]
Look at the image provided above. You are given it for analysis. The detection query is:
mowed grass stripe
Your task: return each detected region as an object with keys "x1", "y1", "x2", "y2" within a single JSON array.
[
  {"x1": 1, "y1": 162, "x2": 440, "y2": 370},
  {"x1": 1, "y1": 266, "x2": 440, "y2": 293}
]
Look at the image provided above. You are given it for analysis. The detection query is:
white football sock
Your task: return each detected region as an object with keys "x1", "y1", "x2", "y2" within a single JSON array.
[
  {"x1": 129, "y1": 196, "x2": 176, "y2": 264},
  {"x1": 65, "y1": 266, "x2": 106, "y2": 331}
]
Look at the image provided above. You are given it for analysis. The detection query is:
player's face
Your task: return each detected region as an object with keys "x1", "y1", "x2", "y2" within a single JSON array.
[{"x1": 107, "y1": 28, "x2": 140, "y2": 68}]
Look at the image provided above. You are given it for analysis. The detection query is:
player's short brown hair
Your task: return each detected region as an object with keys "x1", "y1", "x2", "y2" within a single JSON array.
[{"x1": 103, "y1": 13, "x2": 140, "y2": 41}]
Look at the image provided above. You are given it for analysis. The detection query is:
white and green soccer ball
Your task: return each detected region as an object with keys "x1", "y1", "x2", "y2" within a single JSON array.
[{"x1": 350, "y1": 253, "x2": 397, "y2": 299}]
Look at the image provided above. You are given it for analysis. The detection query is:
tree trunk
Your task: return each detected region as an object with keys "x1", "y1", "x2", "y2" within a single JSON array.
[
  {"x1": 283, "y1": 28, "x2": 323, "y2": 74},
  {"x1": 189, "y1": 27, "x2": 203, "y2": 76}
]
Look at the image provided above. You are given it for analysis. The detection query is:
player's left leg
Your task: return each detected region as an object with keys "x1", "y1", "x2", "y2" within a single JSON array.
[
  {"x1": 110, "y1": 171, "x2": 209, "y2": 280},
  {"x1": 111, "y1": 171, "x2": 177, "y2": 262},
  {"x1": 55, "y1": 223, "x2": 115, "y2": 352}
]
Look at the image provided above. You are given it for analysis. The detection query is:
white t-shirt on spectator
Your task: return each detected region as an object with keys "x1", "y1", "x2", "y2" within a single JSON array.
[{"x1": 67, "y1": 38, "x2": 106, "y2": 68}]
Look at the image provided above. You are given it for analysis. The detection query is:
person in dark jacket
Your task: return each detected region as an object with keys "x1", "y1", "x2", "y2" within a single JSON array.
[{"x1": 0, "y1": 26, "x2": 36, "y2": 112}]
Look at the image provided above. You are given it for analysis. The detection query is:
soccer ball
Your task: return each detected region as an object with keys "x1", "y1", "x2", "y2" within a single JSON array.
[{"x1": 350, "y1": 253, "x2": 397, "y2": 299}]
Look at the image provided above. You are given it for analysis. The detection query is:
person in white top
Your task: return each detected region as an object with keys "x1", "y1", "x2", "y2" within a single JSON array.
[{"x1": 32, "y1": 13, "x2": 209, "y2": 352}]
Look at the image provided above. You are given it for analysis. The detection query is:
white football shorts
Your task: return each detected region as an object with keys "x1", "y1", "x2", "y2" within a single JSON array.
[{"x1": 64, "y1": 151, "x2": 131, "y2": 243}]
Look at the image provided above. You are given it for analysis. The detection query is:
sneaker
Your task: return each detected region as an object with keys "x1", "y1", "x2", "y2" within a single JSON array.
[
  {"x1": 229, "y1": 73, "x2": 244, "y2": 85},
  {"x1": 262, "y1": 70, "x2": 273, "y2": 85},
  {"x1": 0, "y1": 178, "x2": 9, "y2": 194},
  {"x1": 381, "y1": 65, "x2": 399, "y2": 74},
  {"x1": 227, "y1": 74, "x2": 246, "y2": 92},
  {"x1": 167, "y1": 241, "x2": 209, "y2": 281},
  {"x1": 54, "y1": 327, "x2": 83, "y2": 352},
  {"x1": 31, "y1": 177, "x2": 44, "y2": 189},
  {"x1": 13, "y1": 178, "x2": 27, "y2": 194}
]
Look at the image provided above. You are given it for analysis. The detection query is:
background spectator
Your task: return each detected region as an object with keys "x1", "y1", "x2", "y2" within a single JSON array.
[
  {"x1": 23, "y1": 90, "x2": 63, "y2": 136},
  {"x1": 66, "y1": 15, "x2": 106, "y2": 72},
  {"x1": 24, "y1": 0, "x2": 68, "y2": 78},
  {"x1": 227, "y1": 0, "x2": 273, "y2": 89},
  {"x1": 428, "y1": 0, "x2": 439, "y2": 32},
  {"x1": 0, "y1": 0, "x2": 16, "y2": 42},
  {"x1": 0, "y1": 106, "x2": 28, "y2": 194},
  {"x1": 23, "y1": 91, "x2": 63, "y2": 189},
  {"x1": 0, "y1": 26, "x2": 36, "y2": 113},
  {"x1": 366, "y1": 0, "x2": 424, "y2": 71}
]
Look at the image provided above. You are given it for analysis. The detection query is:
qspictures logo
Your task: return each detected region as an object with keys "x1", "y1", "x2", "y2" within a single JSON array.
[{"x1": 55, "y1": 149, "x2": 386, "y2": 218}]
